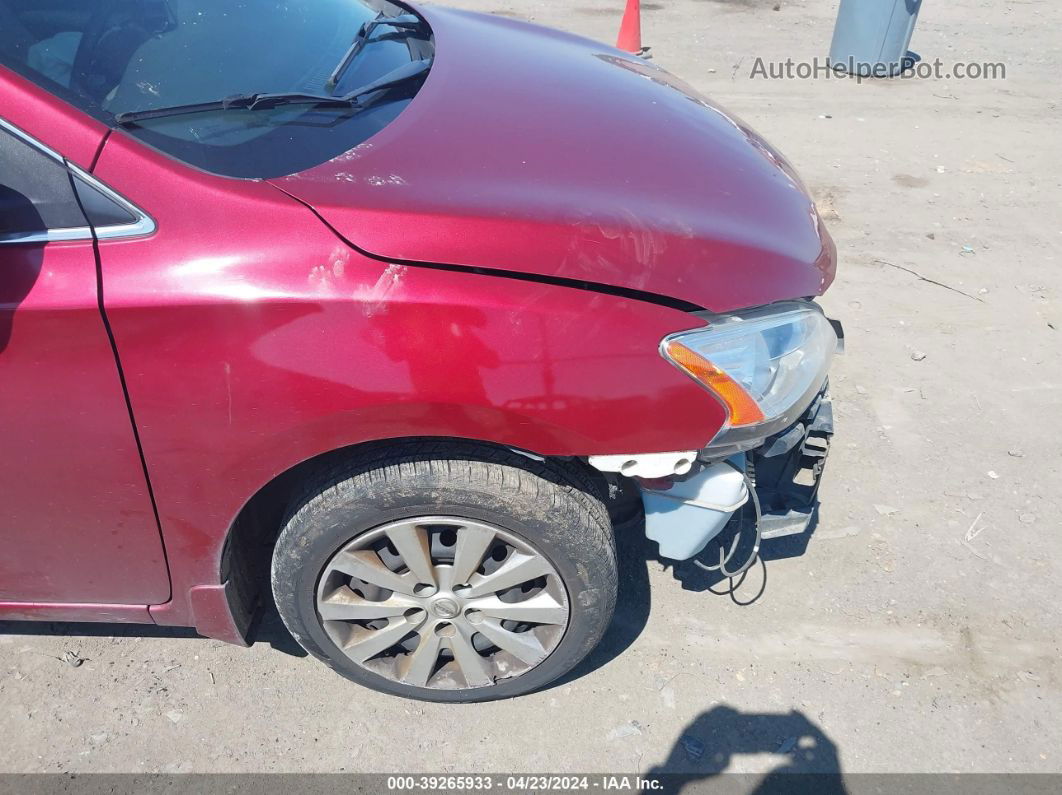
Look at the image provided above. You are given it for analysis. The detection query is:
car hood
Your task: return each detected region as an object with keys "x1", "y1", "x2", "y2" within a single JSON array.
[{"x1": 272, "y1": 5, "x2": 835, "y2": 312}]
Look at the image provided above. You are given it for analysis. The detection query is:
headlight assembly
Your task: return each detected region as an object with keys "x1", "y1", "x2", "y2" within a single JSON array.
[{"x1": 661, "y1": 301, "x2": 837, "y2": 450}]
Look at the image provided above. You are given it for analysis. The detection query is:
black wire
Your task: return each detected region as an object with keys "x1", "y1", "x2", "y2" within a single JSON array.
[
  {"x1": 728, "y1": 555, "x2": 767, "y2": 606},
  {"x1": 693, "y1": 463, "x2": 764, "y2": 599}
]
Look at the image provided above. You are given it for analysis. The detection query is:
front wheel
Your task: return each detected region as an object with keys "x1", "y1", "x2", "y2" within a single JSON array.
[{"x1": 270, "y1": 443, "x2": 617, "y2": 702}]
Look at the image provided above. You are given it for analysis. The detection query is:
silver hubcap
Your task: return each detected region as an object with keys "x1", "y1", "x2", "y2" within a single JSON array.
[{"x1": 315, "y1": 516, "x2": 570, "y2": 690}]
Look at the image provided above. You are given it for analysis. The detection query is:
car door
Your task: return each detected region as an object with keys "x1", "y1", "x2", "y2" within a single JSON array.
[{"x1": 0, "y1": 116, "x2": 169, "y2": 605}]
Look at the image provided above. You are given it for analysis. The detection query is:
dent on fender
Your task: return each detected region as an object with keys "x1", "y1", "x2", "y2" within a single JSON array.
[{"x1": 88, "y1": 131, "x2": 727, "y2": 628}]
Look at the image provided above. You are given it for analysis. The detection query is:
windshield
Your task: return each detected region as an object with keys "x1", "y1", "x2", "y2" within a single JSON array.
[{"x1": 0, "y1": 0, "x2": 432, "y2": 178}]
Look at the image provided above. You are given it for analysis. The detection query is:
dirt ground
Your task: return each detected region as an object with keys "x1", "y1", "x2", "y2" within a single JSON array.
[{"x1": 2, "y1": 0, "x2": 1060, "y2": 780}]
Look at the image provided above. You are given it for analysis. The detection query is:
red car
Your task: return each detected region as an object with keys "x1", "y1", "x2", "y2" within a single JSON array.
[{"x1": 0, "y1": 0, "x2": 839, "y2": 701}]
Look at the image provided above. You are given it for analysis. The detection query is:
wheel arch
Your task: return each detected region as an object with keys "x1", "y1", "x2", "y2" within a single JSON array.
[{"x1": 218, "y1": 435, "x2": 606, "y2": 641}]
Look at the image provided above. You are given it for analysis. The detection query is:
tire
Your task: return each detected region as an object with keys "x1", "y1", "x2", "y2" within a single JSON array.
[{"x1": 270, "y1": 441, "x2": 617, "y2": 702}]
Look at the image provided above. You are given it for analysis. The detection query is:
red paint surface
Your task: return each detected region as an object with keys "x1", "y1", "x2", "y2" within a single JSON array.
[
  {"x1": 0, "y1": 5, "x2": 835, "y2": 635},
  {"x1": 0, "y1": 602, "x2": 152, "y2": 624},
  {"x1": 0, "y1": 69, "x2": 106, "y2": 168},
  {"x1": 277, "y1": 6, "x2": 835, "y2": 313},
  {"x1": 91, "y1": 130, "x2": 724, "y2": 628},
  {"x1": 0, "y1": 239, "x2": 169, "y2": 605}
]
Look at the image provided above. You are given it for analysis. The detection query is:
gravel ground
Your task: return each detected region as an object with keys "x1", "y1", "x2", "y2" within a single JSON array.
[{"x1": 2, "y1": 0, "x2": 1060, "y2": 780}]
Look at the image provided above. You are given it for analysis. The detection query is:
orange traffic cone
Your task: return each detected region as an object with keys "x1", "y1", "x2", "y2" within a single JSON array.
[{"x1": 616, "y1": 0, "x2": 645, "y2": 55}]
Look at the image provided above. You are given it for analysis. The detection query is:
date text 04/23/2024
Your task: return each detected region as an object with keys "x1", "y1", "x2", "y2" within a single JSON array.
[{"x1": 386, "y1": 776, "x2": 664, "y2": 791}]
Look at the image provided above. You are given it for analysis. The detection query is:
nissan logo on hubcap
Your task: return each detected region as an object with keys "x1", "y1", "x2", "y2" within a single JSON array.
[{"x1": 431, "y1": 598, "x2": 460, "y2": 619}]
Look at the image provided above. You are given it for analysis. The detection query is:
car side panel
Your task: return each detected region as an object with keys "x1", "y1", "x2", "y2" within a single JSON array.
[
  {"x1": 0, "y1": 235, "x2": 170, "y2": 604},
  {"x1": 93, "y1": 132, "x2": 725, "y2": 627},
  {"x1": 0, "y1": 77, "x2": 171, "y2": 608}
]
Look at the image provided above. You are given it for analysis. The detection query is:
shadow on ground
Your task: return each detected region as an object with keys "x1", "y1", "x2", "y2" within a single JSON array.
[
  {"x1": 649, "y1": 705, "x2": 847, "y2": 793},
  {"x1": 662, "y1": 504, "x2": 821, "y2": 603}
]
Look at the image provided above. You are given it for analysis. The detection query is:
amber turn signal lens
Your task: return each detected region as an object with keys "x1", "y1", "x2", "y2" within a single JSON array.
[{"x1": 664, "y1": 340, "x2": 766, "y2": 426}]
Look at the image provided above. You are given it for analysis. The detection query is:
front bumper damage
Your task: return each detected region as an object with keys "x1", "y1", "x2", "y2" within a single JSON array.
[
  {"x1": 586, "y1": 311, "x2": 842, "y2": 561},
  {"x1": 752, "y1": 390, "x2": 833, "y2": 540},
  {"x1": 636, "y1": 389, "x2": 834, "y2": 560},
  {"x1": 641, "y1": 456, "x2": 749, "y2": 559}
]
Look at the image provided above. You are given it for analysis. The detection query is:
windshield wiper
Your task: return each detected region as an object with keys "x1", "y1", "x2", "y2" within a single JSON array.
[
  {"x1": 114, "y1": 57, "x2": 431, "y2": 127},
  {"x1": 326, "y1": 13, "x2": 426, "y2": 92}
]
